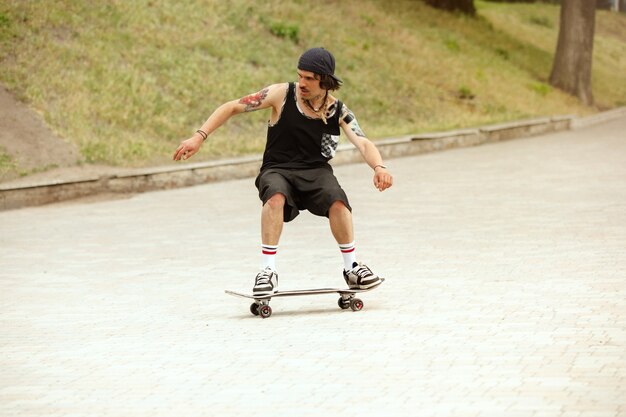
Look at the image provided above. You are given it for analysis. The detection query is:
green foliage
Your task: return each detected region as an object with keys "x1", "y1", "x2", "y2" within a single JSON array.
[
  {"x1": 494, "y1": 47, "x2": 510, "y2": 60},
  {"x1": 361, "y1": 14, "x2": 376, "y2": 26},
  {"x1": 529, "y1": 15, "x2": 553, "y2": 28},
  {"x1": 269, "y1": 21, "x2": 300, "y2": 43},
  {"x1": 81, "y1": 142, "x2": 109, "y2": 165},
  {"x1": 444, "y1": 37, "x2": 461, "y2": 52},
  {"x1": 0, "y1": 12, "x2": 10, "y2": 28},
  {"x1": 0, "y1": 148, "x2": 16, "y2": 177},
  {"x1": 0, "y1": 0, "x2": 623, "y2": 168},
  {"x1": 458, "y1": 85, "x2": 476, "y2": 99},
  {"x1": 529, "y1": 81, "x2": 552, "y2": 96}
]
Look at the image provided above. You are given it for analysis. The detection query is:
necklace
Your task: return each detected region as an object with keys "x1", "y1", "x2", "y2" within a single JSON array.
[{"x1": 303, "y1": 91, "x2": 328, "y2": 113}]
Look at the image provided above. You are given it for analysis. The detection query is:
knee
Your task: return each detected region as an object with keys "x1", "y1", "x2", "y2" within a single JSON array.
[
  {"x1": 329, "y1": 200, "x2": 349, "y2": 216},
  {"x1": 265, "y1": 193, "x2": 286, "y2": 210}
]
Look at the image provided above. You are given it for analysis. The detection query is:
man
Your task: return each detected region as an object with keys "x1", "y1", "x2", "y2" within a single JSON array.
[{"x1": 173, "y1": 47, "x2": 393, "y2": 296}]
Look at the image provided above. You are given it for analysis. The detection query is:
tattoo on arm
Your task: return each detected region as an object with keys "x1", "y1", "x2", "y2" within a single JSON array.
[
  {"x1": 341, "y1": 104, "x2": 365, "y2": 138},
  {"x1": 351, "y1": 120, "x2": 366, "y2": 138},
  {"x1": 239, "y1": 88, "x2": 269, "y2": 112}
]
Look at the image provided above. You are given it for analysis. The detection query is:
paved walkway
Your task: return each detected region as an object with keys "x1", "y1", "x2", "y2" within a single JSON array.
[{"x1": 1, "y1": 117, "x2": 625, "y2": 417}]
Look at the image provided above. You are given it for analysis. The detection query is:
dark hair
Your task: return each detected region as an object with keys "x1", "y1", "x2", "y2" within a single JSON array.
[{"x1": 318, "y1": 73, "x2": 342, "y2": 91}]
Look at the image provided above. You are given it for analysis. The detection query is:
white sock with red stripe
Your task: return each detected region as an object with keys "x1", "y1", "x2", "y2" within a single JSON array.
[
  {"x1": 339, "y1": 242, "x2": 357, "y2": 271},
  {"x1": 261, "y1": 244, "x2": 278, "y2": 271}
]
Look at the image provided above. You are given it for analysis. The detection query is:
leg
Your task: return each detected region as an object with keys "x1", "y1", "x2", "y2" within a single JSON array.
[
  {"x1": 254, "y1": 170, "x2": 296, "y2": 296},
  {"x1": 329, "y1": 201, "x2": 382, "y2": 289},
  {"x1": 254, "y1": 193, "x2": 285, "y2": 295},
  {"x1": 262, "y1": 193, "x2": 286, "y2": 246},
  {"x1": 328, "y1": 200, "x2": 354, "y2": 244},
  {"x1": 329, "y1": 200, "x2": 357, "y2": 270}
]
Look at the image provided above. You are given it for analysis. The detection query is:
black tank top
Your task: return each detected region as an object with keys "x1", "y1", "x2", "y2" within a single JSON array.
[{"x1": 261, "y1": 82, "x2": 342, "y2": 171}]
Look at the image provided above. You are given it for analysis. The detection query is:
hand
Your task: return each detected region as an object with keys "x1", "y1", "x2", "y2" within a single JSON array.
[
  {"x1": 373, "y1": 168, "x2": 393, "y2": 192},
  {"x1": 173, "y1": 136, "x2": 203, "y2": 161}
]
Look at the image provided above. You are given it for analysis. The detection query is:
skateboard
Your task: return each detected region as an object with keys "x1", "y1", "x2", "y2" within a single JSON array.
[{"x1": 225, "y1": 278, "x2": 384, "y2": 318}]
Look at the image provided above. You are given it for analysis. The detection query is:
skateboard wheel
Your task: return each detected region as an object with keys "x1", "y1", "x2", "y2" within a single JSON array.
[
  {"x1": 259, "y1": 304, "x2": 272, "y2": 318},
  {"x1": 350, "y1": 298, "x2": 364, "y2": 312},
  {"x1": 338, "y1": 297, "x2": 350, "y2": 310},
  {"x1": 250, "y1": 303, "x2": 260, "y2": 316}
]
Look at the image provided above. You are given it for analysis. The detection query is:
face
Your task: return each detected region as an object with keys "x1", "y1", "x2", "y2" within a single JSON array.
[{"x1": 297, "y1": 70, "x2": 323, "y2": 98}]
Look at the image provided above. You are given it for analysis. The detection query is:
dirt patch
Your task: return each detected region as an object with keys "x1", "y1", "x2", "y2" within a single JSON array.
[
  {"x1": 0, "y1": 84, "x2": 168, "y2": 189},
  {"x1": 0, "y1": 84, "x2": 86, "y2": 182}
]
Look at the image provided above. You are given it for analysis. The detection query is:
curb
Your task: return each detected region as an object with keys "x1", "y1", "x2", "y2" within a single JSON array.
[
  {"x1": 570, "y1": 106, "x2": 626, "y2": 129},
  {"x1": 1, "y1": 108, "x2": 624, "y2": 211}
]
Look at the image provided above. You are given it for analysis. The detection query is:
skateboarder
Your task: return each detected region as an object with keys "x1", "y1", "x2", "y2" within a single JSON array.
[{"x1": 173, "y1": 47, "x2": 393, "y2": 296}]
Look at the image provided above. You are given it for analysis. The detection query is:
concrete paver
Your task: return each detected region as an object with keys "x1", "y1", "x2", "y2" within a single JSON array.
[{"x1": 1, "y1": 117, "x2": 625, "y2": 417}]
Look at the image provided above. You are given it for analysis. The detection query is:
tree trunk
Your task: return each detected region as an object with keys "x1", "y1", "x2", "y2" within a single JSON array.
[{"x1": 549, "y1": 0, "x2": 596, "y2": 105}]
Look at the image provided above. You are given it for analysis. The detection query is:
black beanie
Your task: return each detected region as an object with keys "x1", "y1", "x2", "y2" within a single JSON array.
[{"x1": 297, "y1": 47, "x2": 342, "y2": 82}]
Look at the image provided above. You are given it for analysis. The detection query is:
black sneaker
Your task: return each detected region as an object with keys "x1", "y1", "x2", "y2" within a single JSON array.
[
  {"x1": 253, "y1": 267, "x2": 278, "y2": 296},
  {"x1": 343, "y1": 262, "x2": 382, "y2": 289}
]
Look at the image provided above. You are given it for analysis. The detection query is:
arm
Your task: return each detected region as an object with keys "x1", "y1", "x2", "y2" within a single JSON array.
[
  {"x1": 173, "y1": 83, "x2": 287, "y2": 161},
  {"x1": 339, "y1": 104, "x2": 393, "y2": 192}
]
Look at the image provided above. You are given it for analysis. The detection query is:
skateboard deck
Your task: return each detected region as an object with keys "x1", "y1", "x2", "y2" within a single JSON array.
[{"x1": 225, "y1": 278, "x2": 384, "y2": 318}]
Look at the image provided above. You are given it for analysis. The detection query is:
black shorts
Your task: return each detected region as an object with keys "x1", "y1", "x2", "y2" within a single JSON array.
[{"x1": 255, "y1": 166, "x2": 352, "y2": 222}]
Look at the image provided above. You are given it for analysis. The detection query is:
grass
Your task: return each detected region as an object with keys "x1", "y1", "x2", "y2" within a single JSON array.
[
  {"x1": 0, "y1": 146, "x2": 17, "y2": 178},
  {"x1": 0, "y1": 0, "x2": 624, "y2": 169}
]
